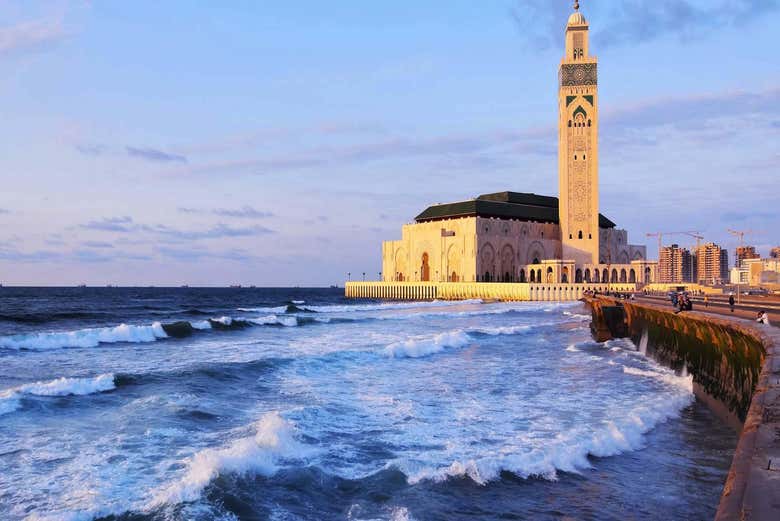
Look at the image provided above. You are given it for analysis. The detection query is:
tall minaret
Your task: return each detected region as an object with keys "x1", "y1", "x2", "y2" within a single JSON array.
[{"x1": 558, "y1": 0, "x2": 599, "y2": 265}]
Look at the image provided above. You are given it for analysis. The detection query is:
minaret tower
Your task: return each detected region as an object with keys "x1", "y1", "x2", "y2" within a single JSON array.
[{"x1": 558, "y1": 0, "x2": 599, "y2": 266}]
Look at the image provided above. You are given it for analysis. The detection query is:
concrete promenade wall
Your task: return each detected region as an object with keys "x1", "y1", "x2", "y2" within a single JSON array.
[
  {"x1": 586, "y1": 297, "x2": 780, "y2": 521},
  {"x1": 345, "y1": 282, "x2": 637, "y2": 301}
]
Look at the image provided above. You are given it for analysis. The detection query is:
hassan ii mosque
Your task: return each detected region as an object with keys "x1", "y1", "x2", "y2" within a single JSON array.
[{"x1": 380, "y1": 2, "x2": 657, "y2": 287}]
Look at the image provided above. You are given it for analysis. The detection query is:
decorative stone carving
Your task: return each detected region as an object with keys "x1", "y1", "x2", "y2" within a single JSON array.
[{"x1": 560, "y1": 63, "x2": 597, "y2": 86}]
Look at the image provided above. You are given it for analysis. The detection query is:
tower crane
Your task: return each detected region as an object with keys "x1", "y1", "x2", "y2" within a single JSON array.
[{"x1": 646, "y1": 231, "x2": 703, "y2": 255}]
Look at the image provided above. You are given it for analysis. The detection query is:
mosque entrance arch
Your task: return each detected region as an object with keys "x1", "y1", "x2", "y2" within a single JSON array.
[
  {"x1": 420, "y1": 253, "x2": 431, "y2": 282},
  {"x1": 394, "y1": 249, "x2": 408, "y2": 282},
  {"x1": 500, "y1": 244, "x2": 515, "y2": 283},
  {"x1": 447, "y1": 245, "x2": 461, "y2": 283}
]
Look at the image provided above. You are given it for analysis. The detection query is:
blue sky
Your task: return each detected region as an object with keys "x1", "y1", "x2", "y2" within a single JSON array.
[{"x1": 0, "y1": 0, "x2": 778, "y2": 286}]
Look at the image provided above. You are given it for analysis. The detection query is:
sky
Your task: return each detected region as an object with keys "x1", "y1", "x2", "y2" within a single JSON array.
[{"x1": 0, "y1": 0, "x2": 778, "y2": 286}]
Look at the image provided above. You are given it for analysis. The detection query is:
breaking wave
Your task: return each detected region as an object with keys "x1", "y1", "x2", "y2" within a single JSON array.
[
  {"x1": 384, "y1": 324, "x2": 537, "y2": 359},
  {"x1": 151, "y1": 411, "x2": 313, "y2": 507},
  {"x1": 400, "y1": 388, "x2": 694, "y2": 486},
  {"x1": 384, "y1": 331, "x2": 472, "y2": 358},
  {"x1": 622, "y1": 365, "x2": 693, "y2": 392},
  {"x1": 0, "y1": 312, "x2": 341, "y2": 351},
  {"x1": 0, "y1": 374, "x2": 116, "y2": 416},
  {"x1": 0, "y1": 323, "x2": 168, "y2": 350}
]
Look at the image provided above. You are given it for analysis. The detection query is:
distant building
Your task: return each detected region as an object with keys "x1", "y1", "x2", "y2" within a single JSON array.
[
  {"x1": 771, "y1": 247, "x2": 780, "y2": 259},
  {"x1": 379, "y1": 4, "x2": 654, "y2": 286},
  {"x1": 735, "y1": 246, "x2": 760, "y2": 267},
  {"x1": 696, "y1": 242, "x2": 729, "y2": 285},
  {"x1": 658, "y1": 244, "x2": 693, "y2": 283}
]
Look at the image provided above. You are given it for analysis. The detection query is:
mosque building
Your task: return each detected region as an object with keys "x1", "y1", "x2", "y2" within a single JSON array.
[{"x1": 380, "y1": 2, "x2": 656, "y2": 287}]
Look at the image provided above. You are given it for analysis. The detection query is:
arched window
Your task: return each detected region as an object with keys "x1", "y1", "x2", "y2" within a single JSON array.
[
  {"x1": 530, "y1": 270, "x2": 535, "y2": 283},
  {"x1": 588, "y1": 233, "x2": 592, "y2": 239},
  {"x1": 620, "y1": 269, "x2": 627, "y2": 283},
  {"x1": 569, "y1": 234, "x2": 573, "y2": 239},
  {"x1": 520, "y1": 269, "x2": 526, "y2": 283},
  {"x1": 575, "y1": 269, "x2": 583, "y2": 283},
  {"x1": 578, "y1": 230, "x2": 583, "y2": 239},
  {"x1": 611, "y1": 269, "x2": 618, "y2": 283},
  {"x1": 584, "y1": 269, "x2": 591, "y2": 283},
  {"x1": 587, "y1": 119, "x2": 591, "y2": 127},
  {"x1": 568, "y1": 120, "x2": 572, "y2": 128},
  {"x1": 629, "y1": 269, "x2": 636, "y2": 283}
]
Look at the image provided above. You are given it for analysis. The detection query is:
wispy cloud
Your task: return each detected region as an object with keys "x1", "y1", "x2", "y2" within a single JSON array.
[
  {"x1": 81, "y1": 241, "x2": 114, "y2": 249},
  {"x1": 0, "y1": 208, "x2": 9, "y2": 215},
  {"x1": 75, "y1": 144, "x2": 109, "y2": 157},
  {"x1": 158, "y1": 246, "x2": 259, "y2": 262},
  {"x1": 126, "y1": 147, "x2": 187, "y2": 163},
  {"x1": 80, "y1": 216, "x2": 135, "y2": 232},
  {"x1": 510, "y1": 0, "x2": 780, "y2": 50},
  {"x1": 79, "y1": 215, "x2": 276, "y2": 240},
  {"x1": 178, "y1": 206, "x2": 274, "y2": 219},
  {"x1": 0, "y1": 18, "x2": 68, "y2": 57},
  {"x1": 148, "y1": 223, "x2": 275, "y2": 240}
]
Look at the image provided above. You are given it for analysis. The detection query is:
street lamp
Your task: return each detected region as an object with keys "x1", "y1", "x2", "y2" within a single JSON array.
[
  {"x1": 348, "y1": 272, "x2": 351, "y2": 281},
  {"x1": 378, "y1": 272, "x2": 382, "y2": 281},
  {"x1": 362, "y1": 272, "x2": 365, "y2": 282}
]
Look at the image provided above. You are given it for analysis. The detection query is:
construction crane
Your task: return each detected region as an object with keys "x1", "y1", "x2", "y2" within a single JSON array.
[
  {"x1": 727, "y1": 229, "x2": 756, "y2": 248},
  {"x1": 646, "y1": 231, "x2": 703, "y2": 254}
]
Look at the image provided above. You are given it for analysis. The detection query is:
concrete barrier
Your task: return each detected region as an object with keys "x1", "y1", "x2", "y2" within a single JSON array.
[{"x1": 586, "y1": 297, "x2": 780, "y2": 521}]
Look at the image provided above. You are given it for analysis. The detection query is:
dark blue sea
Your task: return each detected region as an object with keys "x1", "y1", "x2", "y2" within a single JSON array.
[{"x1": 0, "y1": 287, "x2": 736, "y2": 520}]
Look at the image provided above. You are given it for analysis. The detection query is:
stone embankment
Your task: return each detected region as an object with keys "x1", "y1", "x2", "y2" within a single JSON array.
[{"x1": 586, "y1": 297, "x2": 780, "y2": 521}]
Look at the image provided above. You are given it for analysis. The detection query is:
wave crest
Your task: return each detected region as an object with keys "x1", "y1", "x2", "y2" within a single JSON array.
[
  {"x1": 0, "y1": 323, "x2": 167, "y2": 350},
  {"x1": 151, "y1": 411, "x2": 311, "y2": 507},
  {"x1": 0, "y1": 374, "x2": 116, "y2": 416}
]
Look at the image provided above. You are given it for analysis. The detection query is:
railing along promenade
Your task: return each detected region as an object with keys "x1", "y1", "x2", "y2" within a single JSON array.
[
  {"x1": 586, "y1": 296, "x2": 780, "y2": 521},
  {"x1": 344, "y1": 281, "x2": 637, "y2": 301}
]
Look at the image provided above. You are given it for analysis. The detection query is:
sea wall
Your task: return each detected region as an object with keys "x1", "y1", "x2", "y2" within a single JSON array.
[
  {"x1": 345, "y1": 281, "x2": 637, "y2": 301},
  {"x1": 586, "y1": 297, "x2": 780, "y2": 521}
]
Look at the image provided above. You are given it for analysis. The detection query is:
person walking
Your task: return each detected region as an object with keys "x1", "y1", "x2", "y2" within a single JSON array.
[
  {"x1": 728, "y1": 294, "x2": 735, "y2": 313},
  {"x1": 704, "y1": 295, "x2": 709, "y2": 308}
]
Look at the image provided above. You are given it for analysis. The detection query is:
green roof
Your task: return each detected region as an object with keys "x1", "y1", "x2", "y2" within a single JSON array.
[{"x1": 414, "y1": 191, "x2": 616, "y2": 228}]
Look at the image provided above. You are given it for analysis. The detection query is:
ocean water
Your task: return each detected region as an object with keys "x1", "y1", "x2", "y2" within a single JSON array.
[{"x1": 0, "y1": 287, "x2": 736, "y2": 521}]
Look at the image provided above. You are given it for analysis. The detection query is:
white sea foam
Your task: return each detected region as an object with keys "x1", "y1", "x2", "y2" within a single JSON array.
[
  {"x1": 466, "y1": 325, "x2": 533, "y2": 336},
  {"x1": 191, "y1": 320, "x2": 212, "y2": 330},
  {"x1": 0, "y1": 374, "x2": 116, "y2": 416},
  {"x1": 402, "y1": 388, "x2": 694, "y2": 485},
  {"x1": 0, "y1": 323, "x2": 167, "y2": 350},
  {"x1": 249, "y1": 315, "x2": 298, "y2": 327},
  {"x1": 565, "y1": 344, "x2": 580, "y2": 352},
  {"x1": 622, "y1": 366, "x2": 693, "y2": 392},
  {"x1": 237, "y1": 306, "x2": 288, "y2": 313},
  {"x1": 291, "y1": 300, "x2": 305, "y2": 305},
  {"x1": 384, "y1": 331, "x2": 471, "y2": 358},
  {"x1": 151, "y1": 411, "x2": 310, "y2": 507}
]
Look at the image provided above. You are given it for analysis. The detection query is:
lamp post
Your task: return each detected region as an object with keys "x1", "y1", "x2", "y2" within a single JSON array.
[
  {"x1": 348, "y1": 272, "x2": 351, "y2": 281},
  {"x1": 436, "y1": 270, "x2": 439, "y2": 282},
  {"x1": 362, "y1": 272, "x2": 365, "y2": 282},
  {"x1": 378, "y1": 272, "x2": 382, "y2": 282},
  {"x1": 415, "y1": 270, "x2": 418, "y2": 281}
]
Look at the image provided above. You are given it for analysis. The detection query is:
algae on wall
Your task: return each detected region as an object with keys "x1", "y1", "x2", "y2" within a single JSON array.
[{"x1": 591, "y1": 300, "x2": 764, "y2": 423}]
